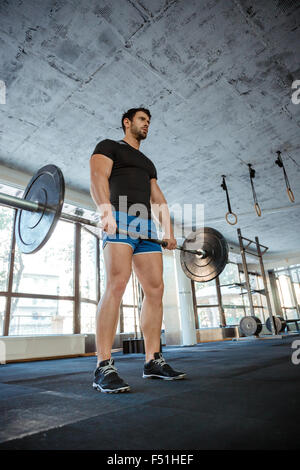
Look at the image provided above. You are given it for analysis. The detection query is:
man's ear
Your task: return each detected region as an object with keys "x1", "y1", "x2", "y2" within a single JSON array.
[{"x1": 123, "y1": 117, "x2": 130, "y2": 130}]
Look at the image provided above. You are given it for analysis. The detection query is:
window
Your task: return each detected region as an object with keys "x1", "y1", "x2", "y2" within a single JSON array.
[
  {"x1": 81, "y1": 302, "x2": 97, "y2": 334},
  {"x1": 219, "y1": 262, "x2": 246, "y2": 326},
  {"x1": 9, "y1": 299, "x2": 73, "y2": 335},
  {"x1": 192, "y1": 262, "x2": 266, "y2": 328},
  {"x1": 81, "y1": 229, "x2": 97, "y2": 301},
  {"x1": 237, "y1": 270, "x2": 268, "y2": 323},
  {"x1": 121, "y1": 273, "x2": 141, "y2": 335},
  {"x1": 194, "y1": 278, "x2": 219, "y2": 328},
  {"x1": 0, "y1": 297, "x2": 6, "y2": 335},
  {"x1": 13, "y1": 220, "x2": 74, "y2": 296},
  {"x1": 274, "y1": 265, "x2": 300, "y2": 320},
  {"x1": 0, "y1": 182, "x2": 101, "y2": 337},
  {"x1": 0, "y1": 206, "x2": 13, "y2": 291}
]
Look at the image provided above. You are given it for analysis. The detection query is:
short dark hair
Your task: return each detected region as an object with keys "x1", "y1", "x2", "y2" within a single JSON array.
[{"x1": 121, "y1": 108, "x2": 151, "y2": 132}]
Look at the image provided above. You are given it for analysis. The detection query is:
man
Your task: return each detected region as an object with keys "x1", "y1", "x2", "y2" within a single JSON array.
[{"x1": 90, "y1": 108, "x2": 186, "y2": 393}]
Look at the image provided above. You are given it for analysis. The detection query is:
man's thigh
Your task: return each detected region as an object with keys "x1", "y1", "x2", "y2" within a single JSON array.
[
  {"x1": 132, "y1": 251, "x2": 163, "y2": 290},
  {"x1": 103, "y1": 242, "x2": 133, "y2": 282}
]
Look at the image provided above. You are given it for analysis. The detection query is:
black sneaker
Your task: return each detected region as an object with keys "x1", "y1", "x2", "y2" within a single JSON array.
[
  {"x1": 93, "y1": 358, "x2": 130, "y2": 393},
  {"x1": 143, "y1": 352, "x2": 186, "y2": 380}
]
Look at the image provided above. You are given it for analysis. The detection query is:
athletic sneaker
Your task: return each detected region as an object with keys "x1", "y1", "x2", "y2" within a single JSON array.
[
  {"x1": 93, "y1": 358, "x2": 130, "y2": 393},
  {"x1": 143, "y1": 352, "x2": 186, "y2": 380}
]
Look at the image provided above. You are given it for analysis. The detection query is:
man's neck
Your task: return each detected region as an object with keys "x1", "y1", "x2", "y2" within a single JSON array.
[{"x1": 122, "y1": 135, "x2": 140, "y2": 150}]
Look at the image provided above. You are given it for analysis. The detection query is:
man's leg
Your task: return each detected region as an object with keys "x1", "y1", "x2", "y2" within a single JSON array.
[
  {"x1": 96, "y1": 242, "x2": 133, "y2": 365},
  {"x1": 132, "y1": 252, "x2": 164, "y2": 362},
  {"x1": 133, "y1": 250, "x2": 186, "y2": 380}
]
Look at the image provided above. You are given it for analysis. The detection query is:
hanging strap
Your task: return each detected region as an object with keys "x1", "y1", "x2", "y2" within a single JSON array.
[
  {"x1": 248, "y1": 164, "x2": 261, "y2": 216},
  {"x1": 221, "y1": 175, "x2": 237, "y2": 225},
  {"x1": 275, "y1": 151, "x2": 295, "y2": 203}
]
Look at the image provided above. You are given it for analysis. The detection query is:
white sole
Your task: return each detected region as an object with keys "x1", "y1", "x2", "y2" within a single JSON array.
[
  {"x1": 93, "y1": 383, "x2": 131, "y2": 393},
  {"x1": 142, "y1": 373, "x2": 186, "y2": 380}
]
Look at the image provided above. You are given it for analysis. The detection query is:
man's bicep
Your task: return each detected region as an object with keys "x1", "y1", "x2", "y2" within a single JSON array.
[{"x1": 90, "y1": 154, "x2": 113, "y2": 179}]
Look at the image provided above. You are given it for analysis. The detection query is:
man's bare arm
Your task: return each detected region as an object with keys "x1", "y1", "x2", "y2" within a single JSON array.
[
  {"x1": 150, "y1": 178, "x2": 176, "y2": 246},
  {"x1": 90, "y1": 154, "x2": 116, "y2": 233},
  {"x1": 90, "y1": 154, "x2": 113, "y2": 210}
]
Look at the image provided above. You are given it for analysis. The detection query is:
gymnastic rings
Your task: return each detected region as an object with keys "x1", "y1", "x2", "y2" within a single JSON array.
[
  {"x1": 254, "y1": 203, "x2": 262, "y2": 217},
  {"x1": 225, "y1": 211, "x2": 238, "y2": 225},
  {"x1": 287, "y1": 187, "x2": 295, "y2": 203},
  {"x1": 221, "y1": 176, "x2": 238, "y2": 226},
  {"x1": 275, "y1": 151, "x2": 295, "y2": 204}
]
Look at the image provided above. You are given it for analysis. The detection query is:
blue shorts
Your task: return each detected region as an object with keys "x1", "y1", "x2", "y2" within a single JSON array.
[{"x1": 102, "y1": 211, "x2": 162, "y2": 255}]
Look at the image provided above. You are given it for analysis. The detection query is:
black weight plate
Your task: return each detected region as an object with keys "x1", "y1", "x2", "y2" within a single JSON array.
[
  {"x1": 240, "y1": 316, "x2": 262, "y2": 336},
  {"x1": 266, "y1": 315, "x2": 286, "y2": 333},
  {"x1": 15, "y1": 165, "x2": 65, "y2": 254},
  {"x1": 180, "y1": 227, "x2": 228, "y2": 282}
]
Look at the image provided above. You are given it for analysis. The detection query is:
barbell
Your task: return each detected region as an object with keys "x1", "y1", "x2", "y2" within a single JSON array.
[{"x1": 0, "y1": 164, "x2": 229, "y2": 282}]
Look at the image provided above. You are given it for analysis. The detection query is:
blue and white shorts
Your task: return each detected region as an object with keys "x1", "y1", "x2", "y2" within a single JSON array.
[{"x1": 102, "y1": 211, "x2": 162, "y2": 255}]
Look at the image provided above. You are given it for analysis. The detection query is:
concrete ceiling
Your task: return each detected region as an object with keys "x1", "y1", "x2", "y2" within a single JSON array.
[{"x1": 0, "y1": 0, "x2": 300, "y2": 257}]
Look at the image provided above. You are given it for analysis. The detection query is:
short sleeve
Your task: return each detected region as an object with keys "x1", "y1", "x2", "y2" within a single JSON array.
[
  {"x1": 150, "y1": 163, "x2": 157, "y2": 180},
  {"x1": 91, "y1": 139, "x2": 116, "y2": 162}
]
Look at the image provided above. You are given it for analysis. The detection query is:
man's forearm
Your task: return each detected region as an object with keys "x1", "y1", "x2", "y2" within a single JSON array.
[{"x1": 152, "y1": 201, "x2": 174, "y2": 239}]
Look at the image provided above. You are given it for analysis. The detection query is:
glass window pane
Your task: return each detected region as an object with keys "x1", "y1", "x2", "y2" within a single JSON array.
[
  {"x1": 235, "y1": 308, "x2": 267, "y2": 323},
  {"x1": 290, "y1": 268, "x2": 300, "y2": 284},
  {"x1": 0, "y1": 207, "x2": 13, "y2": 291},
  {"x1": 0, "y1": 297, "x2": 6, "y2": 335},
  {"x1": 194, "y1": 279, "x2": 217, "y2": 305},
  {"x1": 123, "y1": 275, "x2": 134, "y2": 305},
  {"x1": 81, "y1": 302, "x2": 97, "y2": 334},
  {"x1": 290, "y1": 267, "x2": 300, "y2": 306},
  {"x1": 99, "y1": 246, "x2": 105, "y2": 297},
  {"x1": 283, "y1": 308, "x2": 298, "y2": 320},
  {"x1": 13, "y1": 220, "x2": 74, "y2": 296},
  {"x1": 224, "y1": 308, "x2": 245, "y2": 326},
  {"x1": 81, "y1": 230, "x2": 97, "y2": 301},
  {"x1": 219, "y1": 262, "x2": 240, "y2": 286},
  {"x1": 122, "y1": 306, "x2": 136, "y2": 334},
  {"x1": 197, "y1": 306, "x2": 219, "y2": 328},
  {"x1": 220, "y1": 263, "x2": 247, "y2": 321},
  {"x1": 277, "y1": 274, "x2": 295, "y2": 308},
  {"x1": 9, "y1": 298, "x2": 73, "y2": 335},
  {"x1": 294, "y1": 283, "x2": 300, "y2": 306},
  {"x1": 253, "y1": 308, "x2": 265, "y2": 323}
]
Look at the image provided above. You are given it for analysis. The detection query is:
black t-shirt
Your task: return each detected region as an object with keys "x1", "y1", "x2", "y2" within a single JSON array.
[{"x1": 92, "y1": 139, "x2": 157, "y2": 219}]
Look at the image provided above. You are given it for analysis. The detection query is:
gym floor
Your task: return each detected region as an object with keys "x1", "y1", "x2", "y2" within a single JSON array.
[{"x1": 1, "y1": 336, "x2": 299, "y2": 450}]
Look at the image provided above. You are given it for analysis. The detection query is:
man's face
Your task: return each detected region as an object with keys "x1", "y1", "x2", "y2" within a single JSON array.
[{"x1": 126, "y1": 111, "x2": 150, "y2": 141}]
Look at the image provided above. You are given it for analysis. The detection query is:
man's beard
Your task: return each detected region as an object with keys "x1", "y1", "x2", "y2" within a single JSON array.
[{"x1": 131, "y1": 124, "x2": 147, "y2": 141}]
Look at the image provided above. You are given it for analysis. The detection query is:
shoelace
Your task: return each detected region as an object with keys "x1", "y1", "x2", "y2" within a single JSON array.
[
  {"x1": 99, "y1": 360, "x2": 117, "y2": 377},
  {"x1": 153, "y1": 356, "x2": 167, "y2": 367}
]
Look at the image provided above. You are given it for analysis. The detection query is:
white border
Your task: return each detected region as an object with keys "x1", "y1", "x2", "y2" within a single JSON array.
[{"x1": 133, "y1": 251, "x2": 162, "y2": 256}]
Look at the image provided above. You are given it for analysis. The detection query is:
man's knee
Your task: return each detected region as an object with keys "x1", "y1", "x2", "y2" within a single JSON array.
[
  {"x1": 143, "y1": 280, "x2": 164, "y2": 300},
  {"x1": 106, "y1": 275, "x2": 130, "y2": 297}
]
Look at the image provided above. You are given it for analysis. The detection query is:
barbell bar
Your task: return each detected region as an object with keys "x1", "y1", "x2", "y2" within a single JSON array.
[{"x1": 0, "y1": 165, "x2": 228, "y2": 282}]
